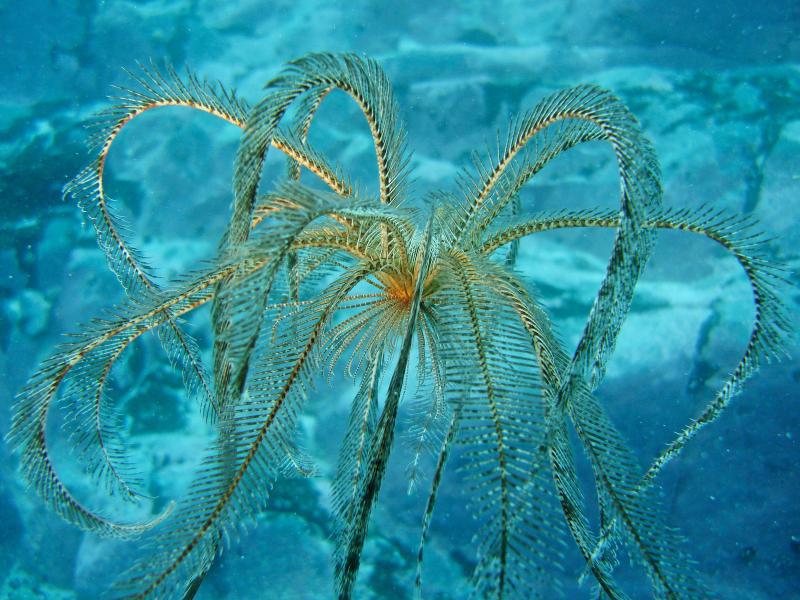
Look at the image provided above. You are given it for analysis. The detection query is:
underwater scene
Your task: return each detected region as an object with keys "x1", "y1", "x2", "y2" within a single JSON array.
[{"x1": 1, "y1": 1, "x2": 798, "y2": 599}]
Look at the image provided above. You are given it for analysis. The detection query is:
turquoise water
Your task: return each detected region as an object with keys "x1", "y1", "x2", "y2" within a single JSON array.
[{"x1": 0, "y1": 2, "x2": 798, "y2": 598}]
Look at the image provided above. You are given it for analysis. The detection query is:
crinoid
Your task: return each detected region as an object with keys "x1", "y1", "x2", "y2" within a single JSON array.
[{"x1": 8, "y1": 53, "x2": 791, "y2": 599}]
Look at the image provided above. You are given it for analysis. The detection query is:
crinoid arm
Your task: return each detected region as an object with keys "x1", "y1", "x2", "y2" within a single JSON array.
[
  {"x1": 111, "y1": 54, "x2": 415, "y2": 597},
  {"x1": 229, "y1": 52, "x2": 410, "y2": 247},
  {"x1": 116, "y1": 269, "x2": 375, "y2": 597},
  {"x1": 5, "y1": 260, "x2": 231, "y2": 539},
  {"x1": 483, "y1": 204, "x2": 791, "y2": 479},
  {"x1": 411, "y1": 407, "x2": 459, "y2": 599},
  {"x1": 481, "y1": 265, "x2": 631, "y2": 599},
  {"x1": 66, "y1": 63, "x2": 354, "y2": 417},
  {"x1": 333, "y1": 217, "x2": 434, "y2": 599},
  {"x1": 113, "y1": 191, "x2": 418, "y2": 596},
  {"x1": 213, "y1": 53, "x2": 411, "y2": 413},
  {"x1": 453, "y1": 79, "x2": 731, "y2": 597},
  {"x1": 414, "y1": 249, "x2": 569, "y2": 599},
  {"x1": 481, "y1": 204, "x2": 789, "y2": 597}
]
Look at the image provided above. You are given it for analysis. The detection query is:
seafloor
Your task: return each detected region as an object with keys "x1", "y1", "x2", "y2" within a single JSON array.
[{"x1": 0, "y1": 1, "x2": 798, "y2": 599}]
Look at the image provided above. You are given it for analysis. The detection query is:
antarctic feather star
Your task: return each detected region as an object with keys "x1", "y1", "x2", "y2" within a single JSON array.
[{"x1": 8, "y1": 53, "x2": 791, "y2": 599}]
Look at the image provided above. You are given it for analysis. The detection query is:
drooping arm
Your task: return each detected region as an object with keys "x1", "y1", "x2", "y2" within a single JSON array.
[
  {"x1": 456, "y1": 89, "x2": 664, "y2": 452},
  {"x1": 485, "y1": 265, "x2": 628, "y2": 599},
  {"x1": 232, "y1": 54, "x2": 408, "y2": 236},
  {"x1": 334, "y1": 219, "x2": 433, "y2": 599},
  {"x1": 8, "y1": 188, "x2": 387, "y2": 545},
  {"x1": 452, "y1": 86, "x2": 659, "y2": 242},
  {"x1": 118, "y1": 260, "x2": 380, "y2": 599},
  {"x1": 6, "y1": 259, "x2": 235, "y2": 538},
  {"x1": 416, "y1": 250, "x2": 569, "y2": 598},
  {"x1": 216, "y1": 54, "x2": 413, "y2": 428},
  {"x1": 492, "y1": 260, "x2": 714, "y2": 597},
  {"x1": 482, "y1": 207, "x2": 791, "y2": 479},
  {"x1": 412, "y1": 406, "x2": 460, "y2": 599},
  {"x1": 68, "y1": 64, "x2": 350, "y2": 299},
  {"x1": 66, "y1": 66, "x2": 352, "y2": 425},
  {"x1": 281, "y1": 55, "x2": 408, "y2": 207},
  {"x1": 474, "y1": 121, "x2": 606, "y2": 238}
]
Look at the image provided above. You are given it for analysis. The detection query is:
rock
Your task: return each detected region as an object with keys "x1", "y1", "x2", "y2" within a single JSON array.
[
  {"x1": 0, "y1": 479, "x2": 23, "y2": 581},
  {"x1": 74, "y1": 536, "x2": 132, "y2": 598},
  {"x1": 0, "y1": 563, "x2": 75, "y2": 600},
  {"x1": 198, "y1": 513, "x2": 333, "y2": 599},
  {"x1": 3, "y1": 288, "x2": 51, "y2": 337}
]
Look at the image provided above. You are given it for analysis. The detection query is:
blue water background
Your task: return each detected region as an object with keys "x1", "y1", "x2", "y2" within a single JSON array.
[{"x1": 0, "y1": 1, "x2": 798, "y2": 598}]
